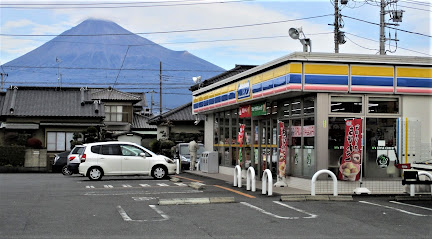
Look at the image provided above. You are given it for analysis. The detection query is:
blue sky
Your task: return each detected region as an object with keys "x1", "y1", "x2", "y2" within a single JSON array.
[{"x1": 1, "y1": 0, "x2": 430, "y2": 70}]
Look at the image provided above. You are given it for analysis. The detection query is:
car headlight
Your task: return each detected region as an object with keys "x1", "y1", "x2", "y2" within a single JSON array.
[{"x1": 164, "y1": 157, "x2": 176, "y2": 164}]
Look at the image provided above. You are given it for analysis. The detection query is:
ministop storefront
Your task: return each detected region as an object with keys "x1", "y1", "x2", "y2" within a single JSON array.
[{"x1": 192, "y1": 52, "x2": 431, "y2": 193}]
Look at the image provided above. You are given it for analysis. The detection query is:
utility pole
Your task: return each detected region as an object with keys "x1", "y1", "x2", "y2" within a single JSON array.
[
  {"x1": 1, "y1": 73, "x2": 8, "y2": 91},
  {"x1": 147, "y1": 90, "x2": 156, "y2": 115},
  {"x1": 379, "y1": 0, "x2": 402, "y2": 55},
  {"x1": 380, "y1": 0, "x2": 386, "y2": 55},
  {"x1": 159, "y1": 61, "x2": 162, "y2": 115},
  {"x1": 334, "y1": 0, "x2": 340, "y2": 53}
]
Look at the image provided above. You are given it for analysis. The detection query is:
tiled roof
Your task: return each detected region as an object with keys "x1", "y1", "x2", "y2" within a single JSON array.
[
  {"x1": 148, "y1": 102, "x2": 204, "y2": 124},
  {"x1": 0, "y1": 86, "x2": 103, "y2": 117},
  {"x1": 131, "y1": 113, "x2": 157, "y2": 129},
  {"x1": 90, "y1": 88, "x2": 141, "y2": 102},
  {"x1": 190, "y1": 64, "x2": 257, "y2": 91},
  {"x1": 131, "y1": 92, "x2": 148, "y2": 107}
]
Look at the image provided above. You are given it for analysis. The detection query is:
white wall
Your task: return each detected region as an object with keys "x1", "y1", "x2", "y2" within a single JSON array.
[
  {"x1": 117, "y1": 135, "x2": 142, "y2": 145},
  {"x1": 204, "y1": 114, "x2": 214, "y2": 152},
  {"x1": 402, "y1": 95, "x2": 432, "y2": 158}
]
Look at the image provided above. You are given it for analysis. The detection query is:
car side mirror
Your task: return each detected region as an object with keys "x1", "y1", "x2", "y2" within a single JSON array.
[{"x1": 140, "y1": 153, "x2": 146, "y2": 158}]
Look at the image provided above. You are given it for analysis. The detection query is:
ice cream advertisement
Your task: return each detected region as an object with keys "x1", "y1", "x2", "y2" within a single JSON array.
[
  {"x1": 278, "y1": 122, "x2": 288, "y2": 179},
  {"x1": 339, "y1": 118, "x2": 363, "y2": 181}
]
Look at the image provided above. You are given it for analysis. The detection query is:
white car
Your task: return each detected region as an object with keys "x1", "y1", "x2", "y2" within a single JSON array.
[{"x1": 78, "y1": 141, "x2": 177, "y2": 181}]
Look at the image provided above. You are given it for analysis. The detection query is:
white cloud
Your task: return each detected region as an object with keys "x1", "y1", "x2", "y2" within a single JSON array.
[{"x1": 0, "y1": 0, "x2": 430, "y2": 66}]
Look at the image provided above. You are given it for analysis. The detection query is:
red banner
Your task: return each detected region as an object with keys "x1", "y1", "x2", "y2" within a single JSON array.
[
  {"x1": 237, "y1": 124, "x2": 245, "y2": 147},
  {"x1": 339, "y1": 118, "x2": 362, "y2": 181},
  {"x1": 239, "y1": 105, "x2": 251, "y2": 118},
  {"x1": 278, "y1": 122, "x2": 287, "y2": 178}
]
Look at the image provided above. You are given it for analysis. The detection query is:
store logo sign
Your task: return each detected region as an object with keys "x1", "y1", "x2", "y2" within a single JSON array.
[{"x1": 237, "y1": 80, "x2": 251, "y2": 101}]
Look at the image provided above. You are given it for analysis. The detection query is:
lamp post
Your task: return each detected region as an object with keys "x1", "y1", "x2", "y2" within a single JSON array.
[{"x1": 288, "y1": 27, "x2": 312, "y2": 52}]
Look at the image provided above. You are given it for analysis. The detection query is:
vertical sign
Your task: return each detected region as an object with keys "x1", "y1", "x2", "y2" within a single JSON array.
[
  {"x1": 278, "y1": 122, "x2": 288, "y2": 179},
  {"x1": 237, "y1": 124, "x2": 245, "y2": 167},
  {"x1": 339, "y1": 118, "x2": 363, "y2": 181}
]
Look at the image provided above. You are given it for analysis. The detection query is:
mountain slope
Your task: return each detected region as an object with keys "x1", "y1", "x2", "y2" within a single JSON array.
[{"x1": 2, "y1": 19, "x2": 225, "y2": 112}]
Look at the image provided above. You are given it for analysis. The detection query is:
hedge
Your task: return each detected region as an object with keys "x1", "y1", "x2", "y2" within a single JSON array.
[{"x1": 0, "y1": 146, "x2": 26, "y2": 167}]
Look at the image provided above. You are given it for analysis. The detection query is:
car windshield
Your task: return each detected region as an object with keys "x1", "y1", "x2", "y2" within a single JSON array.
[{"x1": 71, "y1": 146, "x2": 84, "y2": 154}]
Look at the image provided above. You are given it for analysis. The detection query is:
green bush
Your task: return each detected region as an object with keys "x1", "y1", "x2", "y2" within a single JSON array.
[
  {"x1": 0, "y1": 146, "x2": 26, "y2": 167},
  {"x1": 150, "y1": 139, "x2": 175, "y2": 158}
]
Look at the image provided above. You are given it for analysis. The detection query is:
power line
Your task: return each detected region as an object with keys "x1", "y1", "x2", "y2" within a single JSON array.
[
  {"x1": 0, "y1": 14, "x2": 333, "y2": 37},
  {"x1": 342, "y1": 14, "x2": 432, "y2": 38},
  {"x1": 345, "y1": 32, "x2": 432, "y2": 56},
  {"x1": 0, "y1": 0, "x2": 253, "y2": 9}
]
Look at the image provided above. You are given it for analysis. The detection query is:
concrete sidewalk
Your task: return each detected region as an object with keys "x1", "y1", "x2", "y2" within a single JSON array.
[{"x1": 183, "y1": 170, "x2": 310, "y2": 195}]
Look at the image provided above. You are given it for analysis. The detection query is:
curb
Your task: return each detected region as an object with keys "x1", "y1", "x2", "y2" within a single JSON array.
[
  {"x1": 170, "y1": 177, "x2": 182, "y2": 182},
  {"x1": 158, "y1": 197, "x2": 235, "y2": 205},
  {"x1": 189, "y1": 182, "x2": 205, "y2": 190},
  {"x1": 280, "y1": 195, "x2": 353, "y2": 202},
  {"x1": 395, "y1": 195, "x2": 432, "y2": 201}
]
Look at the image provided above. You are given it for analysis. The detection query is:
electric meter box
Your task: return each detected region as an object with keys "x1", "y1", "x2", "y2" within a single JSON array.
[{"x1": 200, "y1": 151, "x2": 218, "y2": 173}]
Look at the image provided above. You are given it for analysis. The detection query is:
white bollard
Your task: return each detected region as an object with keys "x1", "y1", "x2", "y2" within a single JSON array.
[
  {"x1": 233, "y1": 165, "x2": 242, "y2": 188},
  {"x1": 311, "y1": 169, "x2": 338, "y2": 196},
  {"x1": 262, "y1": 169, "x2": 273, "y2": 196},
  {"x1": 176, "y1": 158, "x2": 180, "y2": 174},
  {"x1": 246, "y1": 167, "x2": 256, "y2": 192}
]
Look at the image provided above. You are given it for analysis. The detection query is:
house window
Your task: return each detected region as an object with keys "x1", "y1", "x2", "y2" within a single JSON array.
[
  {"x1": 105, "y1": 105, "x2": 123, "y2": 122},
  {"x1": 47, "y1": 132, "x2": 74, "y2": 151}
]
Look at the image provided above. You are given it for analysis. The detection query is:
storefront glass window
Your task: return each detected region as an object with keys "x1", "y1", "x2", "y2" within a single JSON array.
[
  {"x1": 368, "y1": 97, "x2": 399, "y2": 114},
  {"x1": 303, "y1": 117, "x2": 315, "y2": 177},
  {"x1": 303, "y1": 97, "x2": 315, "y2": 115},
  {"x1": 291, "y1": 119, "x2": 302, "y2": 176},
  {"x1": 291, "y1": 100, "x2": 301, "y2": 116},
  {"x1": 279, "y1": 101, "x2": 290, "y2": 118},
  {"x1": 365, "y1": 118, "x2": 399, "y2": 178},
  {"x1": 331, "y1": 96, "x2": 362, "y2": 113},
  {"x1": 327, "y1": 117, "x2": 345, "y2": 175}
]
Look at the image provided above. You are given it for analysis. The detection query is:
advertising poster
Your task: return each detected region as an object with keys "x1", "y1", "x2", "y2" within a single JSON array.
[
  {"x1": 278, "y1": 122, "x2": 288, "y2": 179},
  {"x1": 339, "y1": 118, "x2": 363, "y2": 181},
  {"x1": 237, "y1": 124, "x2": 245, "y2": 146}
]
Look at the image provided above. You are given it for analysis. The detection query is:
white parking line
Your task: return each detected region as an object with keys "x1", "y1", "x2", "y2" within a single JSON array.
[
  {"x1": 359, "y1": 201, "x2": 428, "y2": 217},
  {"x1": 132, "y1": 197, "x2": 157, "y2": 201},
  {"x1": 117, "y1": 205, "x2": 169, "y2": 222},
  {"x1": 273, "y1": 201, "x2": 318, "y2": 219},
  {"x1": 157, "y1": 183, "x2": 169, "y2": 187},
  {"x1": 85, "y1": 190, "x2": 203, "y2": 196},
  {"x1": 104, "y1": 185, "x2": 113, "y2": 188},
  {"x1": 240, "y1": 201, "x2": 317, "y2": 220},
  {"x1": 122, "y1": 184, "x2": 132, "y2": 188},
  {"x1": 86, "y1": 186, "x2": 95, "y2": 188},
  {"x1": 139, "y1": 184, "x2": 150, "y2": 187},
  {"x1": 390, "y1": 201, "x2": 432, "y2": 212}
]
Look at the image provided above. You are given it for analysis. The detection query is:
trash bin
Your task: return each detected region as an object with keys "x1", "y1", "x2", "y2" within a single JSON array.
[{"x1": 200, "y1": 151, "x2": 218, "y2": 173}]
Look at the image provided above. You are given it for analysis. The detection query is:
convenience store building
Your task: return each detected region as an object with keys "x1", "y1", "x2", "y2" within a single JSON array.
[{"x1": 192, "y1": 52, "x2": 431, "y2": 192}]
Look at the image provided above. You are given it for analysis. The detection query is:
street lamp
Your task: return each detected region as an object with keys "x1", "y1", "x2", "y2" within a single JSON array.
[{"x1": 289, "y1": 27, "x2": 312, "y2": 52}]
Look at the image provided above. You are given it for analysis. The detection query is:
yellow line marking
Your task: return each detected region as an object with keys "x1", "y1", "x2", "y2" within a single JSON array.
[
  {"x1": 174, "y1": 176, "x2": 203, "y2": 183},
  {"x1": 213, "y1": 185, "x2": 256, "y2": 198}
]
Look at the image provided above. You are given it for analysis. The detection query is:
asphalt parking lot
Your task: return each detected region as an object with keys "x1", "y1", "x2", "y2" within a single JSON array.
[{"x1": 0, "y1": 173, "x2": 431, "y2": 239}]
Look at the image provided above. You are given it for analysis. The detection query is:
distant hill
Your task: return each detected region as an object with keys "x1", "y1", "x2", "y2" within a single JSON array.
[{"x1": 1, "y1": 19, "x2": 225, "y2": 113}]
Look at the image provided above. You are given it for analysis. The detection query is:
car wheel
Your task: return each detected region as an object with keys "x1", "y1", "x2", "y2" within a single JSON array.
[
  {"x1": 152, "y1": 166, "x2": 167, "y2": 179},
  {"x1": 88, "y1": 167, "x2": 103, "y2": 181},
  {"x1": 62, "y1": 165, "x2": 72, "y2": 176}
]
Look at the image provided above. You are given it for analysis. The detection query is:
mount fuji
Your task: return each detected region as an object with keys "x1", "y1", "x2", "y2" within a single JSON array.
[{"x1": 1, "y1": 19, "x2": 225, "y2": 112}]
